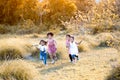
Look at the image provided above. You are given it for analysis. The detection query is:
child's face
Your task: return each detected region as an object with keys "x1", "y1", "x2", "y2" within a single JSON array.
[
  {"x1": 48, "y1": 35, "x2": 52, "y2": 39},
  {"x1": 66, "y1": 36, "x2": 70, "y2": 40},
  {"x1": 40, "y1": 41, "x2": 45, "y2": 45},
  {"x1": 70, "y1": 37, "x2": 74, "y2": 42}
]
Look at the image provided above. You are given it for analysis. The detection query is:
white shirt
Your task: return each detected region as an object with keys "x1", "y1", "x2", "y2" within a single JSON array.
[
  {"x1": 37, "y1": 45, "x2": 47, "y2": 52},
  {"x1": 69, "y1": 42, "x2": 79, "y2": 55}
]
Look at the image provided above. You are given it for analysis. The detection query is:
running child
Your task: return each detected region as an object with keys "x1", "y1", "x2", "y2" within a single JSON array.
[
  {"x1": 47, "y1": 32, "x2": 57, "y2": 64},
  {"x1": 66, "y1": 34, "x2": 72, "y2": 62},
  {"x1": 69, "y1": 36, "x2": 79, "y2": 63},
  {"x1": 37, "y1": 40, "x2": 48, "y2": 65}
]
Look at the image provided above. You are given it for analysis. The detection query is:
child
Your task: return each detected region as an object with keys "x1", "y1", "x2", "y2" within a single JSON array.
[
  {"x1": 47, "y1": 32, "x2": 57, "y2": 64},
  {"x1": 69, "y1": 36, "x2": 79, "y2": 63},
  {"x1": 66, "y1": 34, "x2": 72, "y2": 62},
  {"x1": 37, "y1": 40, "x2": 47, "y2": 65}
]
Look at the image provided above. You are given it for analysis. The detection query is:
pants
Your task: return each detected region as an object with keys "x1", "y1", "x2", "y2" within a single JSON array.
[
  {"x1": 71, "y1": 54, "x2": 76, "y2": 60},
  {"x1": 75, "y1": 55, "x2": 79, "y2": 60},
  {"x1": 69, "y1": 54, "x2": 72, "y2": 62},
  {"x1": 71, "y1": 54, "x2": 79, "y2": 60},
  {"x1": 40, "y1": 51, "x2": 47, "y2": 65}
]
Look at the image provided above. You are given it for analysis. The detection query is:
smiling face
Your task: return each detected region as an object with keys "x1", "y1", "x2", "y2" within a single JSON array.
[
  {"x1": 40, "y1": 40, "x2": 45, "y2": 46},
  {"x1": 47, "y1": 32, "x2": 54, "y2": 39},
  {"x1": 48, "y1": 35, "x2": 53, "y2": 39},
  {"x1": 66, "y1": 35, "x2": 71, "y2": 41},
  {"x1": 70, "y1": 37, "x2": 74, "y2": 42}
]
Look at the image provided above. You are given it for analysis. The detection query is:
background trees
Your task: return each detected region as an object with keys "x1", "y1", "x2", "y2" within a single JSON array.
[
  {"x1": 0, "y1": 0, "x2": 39, "y2": 25},
  {"x1": 0, "y1": 0, "x2": 119, "y2": 33}
]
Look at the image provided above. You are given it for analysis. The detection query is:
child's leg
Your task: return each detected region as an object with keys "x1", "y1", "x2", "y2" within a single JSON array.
[
  {"x1": 53, "y1": 53, "x2": 57, "y2": 61},
  {"x1": 40, "y1": 52, "x2": 43, "y2": 60},
  {"x1": 69, "y1": 54, "x2": 73, "y2": 62},
  {"x1": 49, "y1": 54, "x2": 53, "y2": 60},
  {"x1": 75, "y1": 54, "x2": 79, "y2": 60},
  {"x1": 43, "y1": 53, "x2": 47, "y2": 65},
  {"x1": 49, "y1": 54, "x2": 55, "y2": 64},
  {"x1": 71, "y1": 55, "x2": 75, "y2": 62}
]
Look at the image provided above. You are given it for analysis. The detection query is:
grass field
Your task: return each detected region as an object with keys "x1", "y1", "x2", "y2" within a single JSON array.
[{"x1": 0, "y1": 32, "x2": 119, "y2": 80}]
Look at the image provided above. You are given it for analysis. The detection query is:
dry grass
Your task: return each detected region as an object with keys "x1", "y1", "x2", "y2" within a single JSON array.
[
  {"x1": 78, "y1": 41, "x2": 90, "y2": 52},
  {"x1": 0, "y1": 32, "x2": 119, "y2": 80},
  {"x1": 106, "y1": 66, "x2": 120, "y2": 80},
  {"x1": 0, "y1": 38, "x2": 37, "y2": 60},
  {"x1": 0, "y1": 60, "x2": 40, "y2": 80},
  {"x1": 57, "y1": 39, "x2": 68, "y2": 59}
]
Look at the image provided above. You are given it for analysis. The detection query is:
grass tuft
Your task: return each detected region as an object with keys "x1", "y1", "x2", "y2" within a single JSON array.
[{"x1": 0, "y1": 60, "x2": 41, "y2": 80}]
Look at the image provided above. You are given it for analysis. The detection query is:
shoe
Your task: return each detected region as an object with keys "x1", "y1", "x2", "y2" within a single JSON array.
[
  {"x1": 69, "y1": 60, "x2": 72, "y2": 63},
  {"x1": 51, "y1": 60, "x2": 55, "y2": 64},
  {"x1": 72, "y1": 60, "x2": 75, "y2": 64},
  {"x1": 54, "y1": 57, "x2": 58, "y2": 61},
  {"x1": 45, "y1": 64, "x2": 48, "y2": 66}
]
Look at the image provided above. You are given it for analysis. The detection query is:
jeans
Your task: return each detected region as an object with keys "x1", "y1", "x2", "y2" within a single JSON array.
[
  {"x1": 40, "y1": 51, "x2": 47, "y2": 65},
  {"x1": 69, "y1": 54, "x2": 72, "y2": 62},
  {"x1": 71, "y1": 54, "x2": 79, "y2": 60},
  {"x1": 71, "y1": 54, "x2": 76, "y2": 60}
]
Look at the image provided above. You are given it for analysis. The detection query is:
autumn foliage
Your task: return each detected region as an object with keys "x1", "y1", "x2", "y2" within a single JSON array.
[{"x1": 0, "y1": 0, "x2": 120, "y2": 34}]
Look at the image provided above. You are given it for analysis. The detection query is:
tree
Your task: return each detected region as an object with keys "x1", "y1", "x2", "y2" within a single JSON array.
[
  {"x1": 0, "y1": 0, "x2": 40, "y2": 25},
  {"x1": 44, "y1": 0, "x2": 77, "y2": 24}
]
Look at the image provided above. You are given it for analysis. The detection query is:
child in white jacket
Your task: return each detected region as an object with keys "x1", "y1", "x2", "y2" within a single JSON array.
[{"x1": 69, "y1": 36, "x2": 79, "y2": 63}]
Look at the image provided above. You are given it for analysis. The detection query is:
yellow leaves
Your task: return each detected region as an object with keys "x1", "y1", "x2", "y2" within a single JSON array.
[{"x1": 0, "y1": 0, "x2": 40, "y2": 24}]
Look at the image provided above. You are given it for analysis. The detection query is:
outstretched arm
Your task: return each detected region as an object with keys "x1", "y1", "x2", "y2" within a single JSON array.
[{"x1": 76, "y1": 40, "x2": 83, "y2": 45}]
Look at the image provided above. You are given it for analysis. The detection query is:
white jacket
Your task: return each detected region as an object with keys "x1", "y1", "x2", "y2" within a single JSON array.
[{"x1": 69, "y1": 42, "x2": 79, "y2": 55}]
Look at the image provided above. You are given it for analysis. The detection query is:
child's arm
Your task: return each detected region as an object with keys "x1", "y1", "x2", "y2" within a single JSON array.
[
  {"x1": 45, "y1": 46, "x2": 48, "y2": 53},
  {"x1": 75, "y1": 40, "x2": 83, "y2": 45},
  {"x1": 54, "y1": 40, "x2": 57, "y2": 48},
  {"x1": 32, "y1": 44, "x2": 41, "y2": 49}
]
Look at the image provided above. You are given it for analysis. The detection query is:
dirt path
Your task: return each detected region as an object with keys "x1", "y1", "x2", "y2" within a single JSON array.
[{"x1": 36, "y1": 48, "x2": 119, "y2": 80}]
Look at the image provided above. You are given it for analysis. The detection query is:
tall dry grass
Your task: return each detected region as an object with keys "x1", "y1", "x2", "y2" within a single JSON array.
[
  {"x1": 0, "y1": 38, "x2": 37, "y2": 60},
  {"x1": 57, "y1": 39, "x2": 68, "y2": 59},
  {"x1": 106, "y1": 66, "x2": 120, "y2": 80},
  {"x1": 0, "y1": 60, "x2": 40, "y2": 80}
]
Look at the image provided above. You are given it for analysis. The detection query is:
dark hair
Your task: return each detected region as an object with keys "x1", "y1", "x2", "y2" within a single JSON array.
[
  {"x1": 70, "y1": 36, "x2": 74, "y2": 40},
  {"x1": 47, "y1": 32, "x2": 54, "y2": 37},
  {"x1": 66, "y1": 34, "x2": 71, "y2": 37},
  {"x1": 39, "y1": 40, "x2": 47, "y2": 45}
]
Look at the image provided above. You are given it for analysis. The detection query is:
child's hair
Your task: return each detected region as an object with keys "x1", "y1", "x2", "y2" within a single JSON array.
[
  {"x1": 66, "y1": 34, "x2": 71, "y2": 37},
  {"x1": 39, "y1": 40, "x2": 47, "y2": 45},
  {"x1": 47, "y1": 32, "x2": 54, "y2": 37},
  {"x1": 70, "y1": 36, "x2": 74, "y2": 40}
]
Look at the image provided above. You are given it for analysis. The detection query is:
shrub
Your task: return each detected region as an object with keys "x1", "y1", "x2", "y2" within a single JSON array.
[
  {"x1": 0, "y1": 47, "x2": 22, "y2": 60},
  {"x1": 106, "y1": 66, "x2": 120, "y2": 80},
  {"x1": 0, "y1": 60, "x2": 41, "y2": 80},
  {"x1": 56, "y1": 39, "x2": 68, "y2": 59},
  {"x1": 78, "y1": 41, "x2": 90, "y2": 52},
  {"x1": 0, "y1": 25, "x2": 9, "y2": 34},
  {"x1": 0, "y1": 38, "x2": 36, "y2": 60}
]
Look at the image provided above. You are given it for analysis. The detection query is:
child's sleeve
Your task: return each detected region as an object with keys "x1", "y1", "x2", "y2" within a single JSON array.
[
  {"x1": 37, "y1": 45, "x2": 41, "y2": 49},
  {"x1": 45, "y1": 46, "x2": 48, "y2": 53}
]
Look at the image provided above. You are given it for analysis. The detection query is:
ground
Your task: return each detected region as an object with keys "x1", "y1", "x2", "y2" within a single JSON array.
[
  {"x1": 0, "y1": 33, "x2": 120, "y2": 80},
  {"x1": 29, "y1": 47, "x2": 119, "y2": 80}
]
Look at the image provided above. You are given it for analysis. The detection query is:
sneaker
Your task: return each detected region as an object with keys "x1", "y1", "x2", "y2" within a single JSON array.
[
  {"x1": 51, "y1": 60, "x2": 55, "y2": 64},
  {"x1": 54, "y1": 57, "x2": 58, "y2": 61},
  {"x1": 45, "y1": 64, "x2": 48, "y2": 66},
  {"x1": 72, "y1": 60, "x2": 75, "y2": 64},
  {"x1": 69, "y1": 60, "x2": 72, "y2": 63},
  {"x1": 42, "y1": 61, "x2": 44, "y2": 64}
]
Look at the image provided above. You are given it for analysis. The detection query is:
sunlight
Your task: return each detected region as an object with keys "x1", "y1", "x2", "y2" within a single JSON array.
[
  {"x1": 39, "y1": 0, "x2": 43, "y2": 2},
  {"x1": 96, "y1": 0, "x2": 101, "y2": 3}
]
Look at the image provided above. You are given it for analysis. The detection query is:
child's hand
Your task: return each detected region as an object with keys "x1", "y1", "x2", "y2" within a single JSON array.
[
  {"x1": 32, "y1": 44, "x2": 39, "y2": 47},
  {"x1": 76, "y1": 40, "x2": 82, "y2": 45}
]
